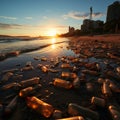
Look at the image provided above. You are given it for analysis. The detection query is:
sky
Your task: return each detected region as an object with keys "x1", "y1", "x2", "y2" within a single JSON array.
[{"x1": 0, "y1": 0, "x2": 118, "y2": 36}]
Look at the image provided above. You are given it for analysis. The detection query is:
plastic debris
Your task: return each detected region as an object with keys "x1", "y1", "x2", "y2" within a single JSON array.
[
  {"x1": 68, "y1": 103, "x2": 99, "y2": 120},
  {"x1": 20, "y1": 77, "x2": 40, "y2": 88},
  {"x1": 53, "y1": 78, "x2": 72, "y2": 89},
  {"x1": 26, "y1": 96, "x2": 54, "y2": 118},
  {"x1": 91, "y1": 96, "x2": 106, "y2": 107}
]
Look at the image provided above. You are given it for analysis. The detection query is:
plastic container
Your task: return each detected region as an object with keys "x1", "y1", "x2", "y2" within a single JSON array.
[
  {"x1": 19, "y1": 84, "x2": 42, "y2": 97},
  {"x1": 1, "y1": 82, "x2": 21, "y2": 90},
  {"x1": 108, "y1": 105, "x2": 120, "y2": 120},
  {"x1": 73, "y1": 77, "x2": 80, "y2": 89},
  {"x1": 102, "y1": 81, "x2": 112, "y2": 97},
  {"x1": 41, "y1": 66, "x2": 48, "y2": 73},
  {"x1": 20, "y1": 77, "x2": 40, "y2": 88},
  {"x1": 4, "y1": 96, "x2": 18, "y2": 115},
  {"x1": 21, "y1": 66, "x2": 34, "y2": 71},
  {"x1": 61, "y1": 72, "x2": 77, "y2": 79},
  {"x1": 53, "y1": 78, "x2": 72, "y2": 89},
  {"x1": 1, "y1": 72, "x2": 13, "y2": 83},
  {"x1": 91, "y1": 96, "x2": 105, "y2": 107},
  {"x1": 26, "y1": 96, "x2": 53, "y2": 118},
  {"x1": 68, "y1": 103, "x2": 99, "y2": 120},
  {"x1": 57, "y1": 116, "x2": 84, "y2": 120},
  {"x1": 61, "y1": 63, "x2": 71, "y2": 68}
]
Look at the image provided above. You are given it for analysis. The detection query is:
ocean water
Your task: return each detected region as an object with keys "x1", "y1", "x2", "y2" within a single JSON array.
[{"x1": 0, "y1": 37, "x2": 68, "y2": 54}]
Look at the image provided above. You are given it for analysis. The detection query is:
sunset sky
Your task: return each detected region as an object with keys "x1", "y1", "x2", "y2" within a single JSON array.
[{"x1": 0, "y1": 0, "x2": 117, "y2": 36}]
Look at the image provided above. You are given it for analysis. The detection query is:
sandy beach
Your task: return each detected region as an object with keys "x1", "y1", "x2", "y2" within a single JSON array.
[{"x1": 0, "y1": 34, "x2": 120, "y2": 120}]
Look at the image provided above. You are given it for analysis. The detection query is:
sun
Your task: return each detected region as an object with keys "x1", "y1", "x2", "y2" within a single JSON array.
[{"x1": 47, "y1": 29, "x2": 57, "y2": 37}]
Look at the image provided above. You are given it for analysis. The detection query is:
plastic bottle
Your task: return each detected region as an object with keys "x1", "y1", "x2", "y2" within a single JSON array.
[
  {"x1": 41, "y1": 66, "x2": 48, "y2": 73},
  {"x1": 61, "y1": 63, "x2": 71, "y2": 68},
  {"x1": 1, "y1": 72, "x2": 13, "y2": 83},
  {"x1": 56, "y1": 116, "x2": 84, "y2": 120},
  {"x1": 26, "y1": 96, "x2": 53, "y2": 118},
  {"x1": 53, "y1": 78, "x2": 72, "y2": 89},
  {"x1": 109, "y1": 81, "x2": 120, "y2": 93},
  {"x1": 108, "y1": 105, "x2": 120, "y2": 120},
  {"x1": 19, "y1": 87, "x2": 34, "y2": 97},
  {"x1": 53, "y1": 109, "x2": 62, "y2": 119},
  {"x1": 91, "y1": 96, "x2": 105, "y2": 107},
  {"x1": 21, "y1": 66, "x2": 34, "y2": 71},
  {"x1": 61, "y1": 72, "x2": 77, "y2": 79},
  {"x1": 1, "y1": 82, "x2": 21, "y2": 91},
  {"x1": 61, "y1": 72, "x2": 70, "y2": 78},
  {"x1": 68, "y1": 103, "x2": 99, "y2": 120},
  {"x1": 102, "y1": 81, "x2": 112, "y2": 97},
  {"x1": 73, "y1": 77, "x2": 80, "y2": 89},
  {"x1": 20, "y1": 77, "x2": 40, "y2": 88},
  {"x1": 4, "y1": 96, "x2": 18, "y2": 115},
  {"x1": 19, "y1": 84, "x2": 42, "y2": 97}
]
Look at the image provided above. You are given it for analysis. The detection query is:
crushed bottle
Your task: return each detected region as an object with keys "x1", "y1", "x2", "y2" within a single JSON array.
[
  {"x1": 26, "y1": 96, "x2": 54, "y2": 118},
  {"x1": 53, "y1": 78, "x2": 72, "y2": 89},
  {"x1": 68, "y1": 103, "x2": 99, "y2": 120}
]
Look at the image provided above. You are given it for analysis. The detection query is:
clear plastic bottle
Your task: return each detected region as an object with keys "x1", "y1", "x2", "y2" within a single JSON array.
[
  {"x1": 53, "y1": 78, "x2": 72, "y2": 89},
  {"x1": 68, "y1": 103, "x2": 99, "y2": 120},
  {"x1": 26, "y1": 96, "x2": 53, "y2": 118}
]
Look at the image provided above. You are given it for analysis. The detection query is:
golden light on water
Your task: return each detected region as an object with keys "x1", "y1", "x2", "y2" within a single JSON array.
[{"x1": 51, "y1": 38, "x2": 56, "y2": 49}]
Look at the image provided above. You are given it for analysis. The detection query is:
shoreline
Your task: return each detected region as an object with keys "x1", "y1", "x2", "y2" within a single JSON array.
[{"x1": 0, "y1": 35, "x2": 120, "y2": 120}]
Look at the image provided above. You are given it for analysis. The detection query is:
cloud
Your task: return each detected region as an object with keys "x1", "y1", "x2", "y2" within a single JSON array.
[
  {"x1": 0, "y1": 22, "x2": 68, "y2": 30},
  {"x1": 0, "y1": 16, "x2": 17, "y2": 20},
  {"x1": 0, "y1": 23, "x2": 26, "y2": 29},
  {"x1": 25, "y1": 17, "x2": 33, "y2": 20},
  {"x1": 63, "y1": 11, "x2": 104, "y2": 20}
]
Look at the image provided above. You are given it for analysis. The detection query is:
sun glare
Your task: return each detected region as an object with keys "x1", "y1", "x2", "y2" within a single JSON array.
[{"x1": 48, "y1": 29, "x2": 57, "y2": 36}]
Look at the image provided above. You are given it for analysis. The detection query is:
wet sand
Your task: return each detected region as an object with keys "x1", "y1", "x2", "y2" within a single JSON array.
[{"x1": 0, "y1": 35, "x2": 120, "y2": 120}]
